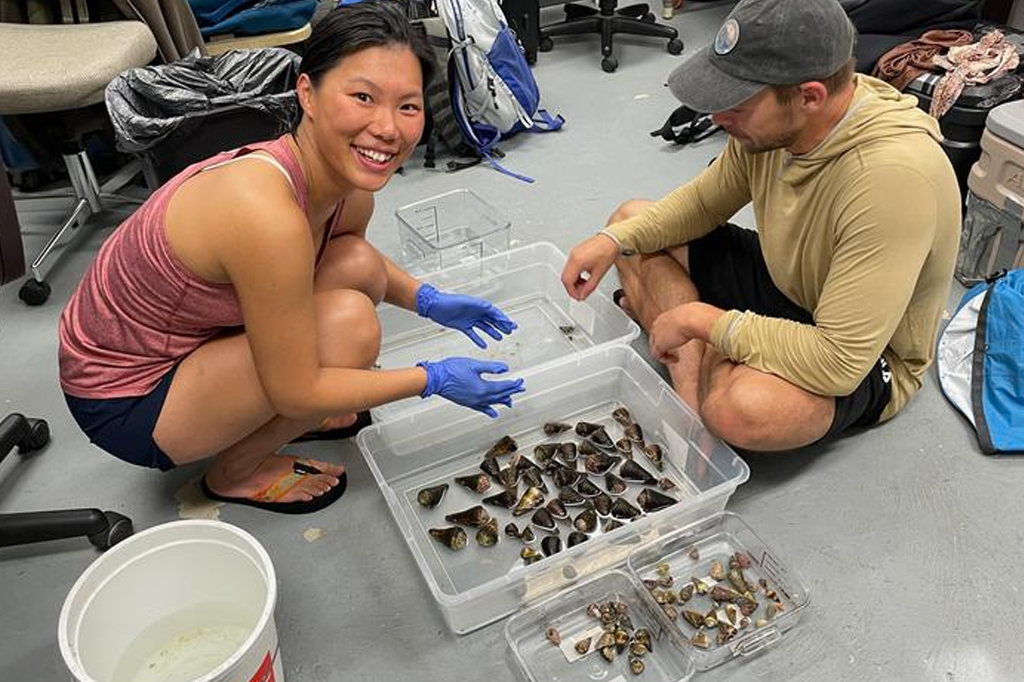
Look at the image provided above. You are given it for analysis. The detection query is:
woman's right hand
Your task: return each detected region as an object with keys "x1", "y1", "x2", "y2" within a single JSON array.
[{"x1": 417, "y1": 358, "x2": 525, "y2": 418}]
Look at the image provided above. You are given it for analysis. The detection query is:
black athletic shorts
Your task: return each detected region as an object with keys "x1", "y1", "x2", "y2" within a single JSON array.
[
  {"x1": 64, "y1": 366, "x2": 178, "y2": 471},
  {"x1": 687, "y1": 224, "x2": 892, "y2": 444}
]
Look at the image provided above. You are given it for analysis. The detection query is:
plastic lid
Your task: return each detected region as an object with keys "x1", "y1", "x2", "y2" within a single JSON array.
[{"x1": 986, "y1": 100, "x2": 1024, "y2": 149}]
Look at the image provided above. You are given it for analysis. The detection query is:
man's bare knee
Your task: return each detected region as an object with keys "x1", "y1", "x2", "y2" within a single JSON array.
[
  {"x1": 316, "y1": 235, "x2": 387, "y2": 304},
  {"x1": 315, "y1": 289, "x2": 381, "y2": 368},
  {"x1": 607, "y1": 199, "x2": 655, "y2": 226},
  {"x1": 698, "y1": 374, "x2": 834, "y2": 451},
  {"x1": 614, "y1": 253, "x2": 659, "y2": 303},
  {"x1": 699, "y1": 382, "x2": 776, "y2": 450}
]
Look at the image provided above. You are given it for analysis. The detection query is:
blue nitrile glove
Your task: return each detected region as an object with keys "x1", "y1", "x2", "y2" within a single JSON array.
[
  {"x1": 417, "y1": 358, "x2": 525, "y2": 418},
  {"x1": 416, "y1": 283, "x2": 517, "y2": 349}
]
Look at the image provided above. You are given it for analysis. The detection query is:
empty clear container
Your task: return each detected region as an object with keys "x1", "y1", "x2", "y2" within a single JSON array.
[{"x1": 397, "y1": 189, "x2": 511, "y2": 275}]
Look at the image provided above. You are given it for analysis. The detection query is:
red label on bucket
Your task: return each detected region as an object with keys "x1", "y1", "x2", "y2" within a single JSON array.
[{"x1": 248, "y1": 652, "x2": 275, "y2": 682}]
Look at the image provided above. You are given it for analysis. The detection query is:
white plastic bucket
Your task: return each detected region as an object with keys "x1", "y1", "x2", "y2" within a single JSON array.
[{"x1": 59, "y1": 520, "x2": 284, "y2": 682}]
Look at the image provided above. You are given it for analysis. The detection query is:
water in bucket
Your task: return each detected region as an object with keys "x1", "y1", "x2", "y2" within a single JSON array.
[{"x1": 111, "y1": 601, "x2": 254, "y2": 682}]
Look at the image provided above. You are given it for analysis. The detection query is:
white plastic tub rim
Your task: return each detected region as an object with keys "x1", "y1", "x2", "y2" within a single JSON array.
[{"x1": 58, "y1": 519, "x2": 278, "y2": 682}]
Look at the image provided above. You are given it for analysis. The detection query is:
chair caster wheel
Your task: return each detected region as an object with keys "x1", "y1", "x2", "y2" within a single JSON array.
[
  {"x1": 88, "y1": 512, "x2": 133, "y2": 550},
  {"x1": 18, "y1": 278, "x2": 50, "y2": 306},
  {"x1": 539, "y1": 36, "x2": 554, "y2": 52},
  {"x1": 18, "y1": 419, "x2": 50, "y2": 453},
  {"x1": 643, "y1": 11, "x2": 656, "y2": 22},
  {"x1": 602, "y1": 56, "x2": 618, "y2": 73},
  {"x1": 667, "y1": 38, "x2": 684, "y2": 55}
]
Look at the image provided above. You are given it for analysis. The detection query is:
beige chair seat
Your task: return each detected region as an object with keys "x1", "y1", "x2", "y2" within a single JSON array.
[
  {"x1": 0, "y1": 21, "x2": 157, "y2": 115},
  {"x1": 205, "y1": 22, "x2": 311, "y2": 56}
]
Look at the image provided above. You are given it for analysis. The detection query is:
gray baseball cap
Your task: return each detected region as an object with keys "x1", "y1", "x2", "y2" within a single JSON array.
[{"x1": 667, "y1": 0, "x2": 856, "y2": 113}]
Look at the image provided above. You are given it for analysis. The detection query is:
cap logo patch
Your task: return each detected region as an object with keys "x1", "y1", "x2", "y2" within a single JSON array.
[{"x1": 714, "y1": 19, "x2": 739, "y2": 55}]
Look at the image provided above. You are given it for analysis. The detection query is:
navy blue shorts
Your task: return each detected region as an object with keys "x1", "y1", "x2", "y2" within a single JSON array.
[
  {"x1": 688, "y1": 224, "x2": 892, "y2": 443},
  {"x1": 64, "y1": 367, "x2": 178, "y2": 471}
]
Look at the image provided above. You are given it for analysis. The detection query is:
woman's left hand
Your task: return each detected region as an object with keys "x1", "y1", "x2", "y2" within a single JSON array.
[{"x1": 416, "y1": 283, "x2": 517, "y2": 349}]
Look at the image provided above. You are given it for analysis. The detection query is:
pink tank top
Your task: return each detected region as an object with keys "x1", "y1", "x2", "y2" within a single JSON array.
[{"x1": 59, "y1": 135, "x2": 341, "y2": 399}]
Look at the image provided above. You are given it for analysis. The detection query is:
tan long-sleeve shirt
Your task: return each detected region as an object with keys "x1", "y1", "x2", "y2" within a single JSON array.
[{"x1": 606, "y1": 76, "x2": 961, "y2": 420}]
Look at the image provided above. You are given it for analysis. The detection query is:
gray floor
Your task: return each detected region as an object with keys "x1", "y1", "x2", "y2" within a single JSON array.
[{"x1": 3, "y1": 3, "x2": 1023, "y2": 681}]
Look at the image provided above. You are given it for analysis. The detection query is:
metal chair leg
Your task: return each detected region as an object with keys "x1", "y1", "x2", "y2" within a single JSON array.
[
  {"x1": 65, "y1": 149, "x2": 101, "y2": 214},
  {"x1": 16, "y1": 151, "x2": 144, "y2": 304},
  {"x1": 28, "y1": 197, "x2": 91, "y2": 282},
  {"x1": 99, "y1": 159, "x2": 147, "y2": 206},
  {"x1": 99, "y1": 158, "x2": 144, "y2": 196}
]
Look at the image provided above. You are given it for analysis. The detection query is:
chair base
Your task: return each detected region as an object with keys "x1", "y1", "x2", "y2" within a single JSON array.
[
  {"x1": 540, "y1": 1, "x2": 682, "y2": 71},
  {"x1": 0, "y1": 414, "x2": 133, "y2": 550},
  {"x1": 0, "y1": 509, "x2": 133, "y2": 549},
  {"x1": 13, "y1": 147, "x2": 145, "y2": 306}
]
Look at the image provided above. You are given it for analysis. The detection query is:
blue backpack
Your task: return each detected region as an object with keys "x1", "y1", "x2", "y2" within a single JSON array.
[
  {"x1": 937, "y1": 269, "x2": 1024, "y2": 454},
  {"x1": 436, "y1": 0, "x2": 563, "y2": 182}
]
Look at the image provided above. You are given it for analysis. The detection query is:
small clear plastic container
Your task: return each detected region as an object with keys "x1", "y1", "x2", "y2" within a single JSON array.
[
  {"x1": 505, "y1": 570, "x2": 695, "y2": 682},
  {"x1": 505, "y1": 512, "x2": 808, "y2": 681},
  {"x1": 397, "y1": 189, "x2": 511, "y2": 275},
  {"x1": 627, "y1": 512, "x2": 809, "y2": 671},
  {"x1": 373, "y1": 242, "x2": 640, "y2": 422},
  {"x1": 356, "y1": 346, "x2": 750, "y2": 634}
]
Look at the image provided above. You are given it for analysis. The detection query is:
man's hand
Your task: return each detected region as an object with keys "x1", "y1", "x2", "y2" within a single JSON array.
[
  {"x1": 649, "y1": 302, "x2": 724, "y2": 363},
  {"x1": 561, "y1": 233, "x2": 621, "y2": 301}
]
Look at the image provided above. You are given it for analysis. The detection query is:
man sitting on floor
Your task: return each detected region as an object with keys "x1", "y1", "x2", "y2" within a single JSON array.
[{"x1": 561, "y1": 0, "x2": 961, "y2": 452}]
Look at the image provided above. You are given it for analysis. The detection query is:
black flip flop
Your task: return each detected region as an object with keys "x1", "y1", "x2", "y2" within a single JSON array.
[
  {"x1": 290, "y1": 410, "x2": 372, "y2": 443},
  {"x1": 200, "y1": 459, "x2": 347, "y2": 515}
]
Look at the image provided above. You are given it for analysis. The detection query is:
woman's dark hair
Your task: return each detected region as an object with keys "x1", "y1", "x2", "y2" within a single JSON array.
[{"x1": 293, "y1": 1, "x2": 436, "y2": 129}]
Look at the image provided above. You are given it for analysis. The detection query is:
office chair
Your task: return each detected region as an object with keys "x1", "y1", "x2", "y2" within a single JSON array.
[
  {"x1": 0, "y1": 7, "x2": 157, "y2": 306},
  {"x1": 539, "y1": 0, "x2": 683, "y2": 72},
  {"x1": 205, "y1": 21, "x2": 312, "y2": 55},
  {"x1": 0, "y1": 162, "x2": 133, "y2": 551}
]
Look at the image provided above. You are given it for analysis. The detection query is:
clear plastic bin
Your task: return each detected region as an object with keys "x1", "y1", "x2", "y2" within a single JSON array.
[
  {"x1": 373, "y1": 242, "x2": 640, "y2": 422},
  {"x1": 626, "y1": 512, "x2": 809, "y2": 671},
  {"x1": 355, "y1": 345, "x2": 750, "y2": 634},
  {"x1": 505, "y1": 513, "x2": 808, "y2": 682},
  {"x1": 505, "y1": 570, "x2": 695, "y2": 682},
  {"x1": 397, "y1": 189, "x2": 511, "y2": 275}
]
